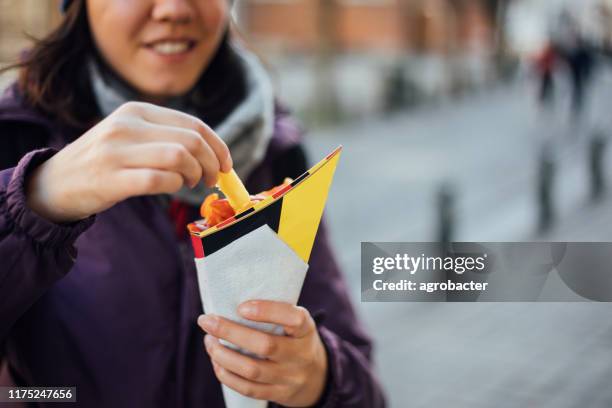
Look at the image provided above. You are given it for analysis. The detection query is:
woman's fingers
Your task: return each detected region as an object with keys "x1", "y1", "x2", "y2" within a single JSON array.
[
  {"x1": 197, "y1": 312, "x2": 329, "y2": 407},
  {"x1": 238, "y1": 301, "x2": 314, "y2": 338},
  {"x1": 30, "y1": 102, "x2": 231, "y2": 223},
  {"x1": 204, "y1": 335, "x2": 286, "y2": 385},
  {"x1": 120, "y1": 102, "x2": 233, "y2": 173},
  {"x1": 117, "y1": 142, "x2": 202, "y2": 188},
  {"x1": 115, "y1": 168, "x2": 184, "y2": 196},
  {"x1": 211, "y1": 360, "x2": 281, "y2": 401},
  {"x1": 120, "y1": 122, "x2": 221, "y2": 187},
  {"x1": 197, "y1": 315, "x2": 290, "y2": 361}
]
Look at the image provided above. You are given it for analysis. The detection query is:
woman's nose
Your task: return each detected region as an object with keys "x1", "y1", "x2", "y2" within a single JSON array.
[{"x1": 152, "y1": 0, "x2": 195, "y2": 24}]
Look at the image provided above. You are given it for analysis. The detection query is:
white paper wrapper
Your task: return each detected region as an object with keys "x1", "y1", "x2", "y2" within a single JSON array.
[{"x1": 194, "y1": 225, "x2": 309, "y2": 408}]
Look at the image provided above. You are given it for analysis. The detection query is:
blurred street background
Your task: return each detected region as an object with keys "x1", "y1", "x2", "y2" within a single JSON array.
[{"x1": 3, "y1": 0, "x2": 612, "y2": 406}]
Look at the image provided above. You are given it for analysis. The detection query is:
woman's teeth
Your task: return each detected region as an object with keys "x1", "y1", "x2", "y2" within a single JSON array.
[{"x1": 151, "y1": 41, "x2": 191, "y2": 55}]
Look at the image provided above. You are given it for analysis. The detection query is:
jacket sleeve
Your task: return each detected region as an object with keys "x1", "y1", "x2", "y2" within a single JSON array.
[
  {"x1": 295, "y1": 222, "x2": 386, "y2": 408},
  {"x1": 0, "y1": 148, "x2": 95, "y2": 340}
]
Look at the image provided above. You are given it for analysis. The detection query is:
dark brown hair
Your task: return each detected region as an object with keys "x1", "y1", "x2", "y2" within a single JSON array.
[{"x1": 2, "y1": 0, "x2": 246, "y2": 132}]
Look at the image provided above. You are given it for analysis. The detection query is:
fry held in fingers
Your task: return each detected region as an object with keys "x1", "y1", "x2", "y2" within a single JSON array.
[{"x1": 200, "y1": 177, "x2": 293, "y2": 227}]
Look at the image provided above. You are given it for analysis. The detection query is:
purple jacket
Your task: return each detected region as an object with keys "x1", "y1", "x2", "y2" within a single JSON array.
[{"x1": 0, "y1": 88, "x2": 385, "y2": 407}]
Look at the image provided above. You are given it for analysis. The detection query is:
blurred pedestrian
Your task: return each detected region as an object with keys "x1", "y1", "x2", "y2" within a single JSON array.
[
  {"x1": 551, "y1": 10, "x2": 596, "y2": 118},
  {"x1": 534, "y1": 41, "x2": 558, "y2": 108}
]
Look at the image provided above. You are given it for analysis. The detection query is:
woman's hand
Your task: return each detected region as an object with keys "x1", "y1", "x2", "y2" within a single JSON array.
[
  {"x1": 26, "y1": 102, "x2": 232, "y2": 223},
  {"x1": 197, "y1": 300, "x2": 328, "y2": 407}
]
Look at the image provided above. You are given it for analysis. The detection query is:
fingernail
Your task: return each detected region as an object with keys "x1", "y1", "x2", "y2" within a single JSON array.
[
  {"x1": 199, "y1": 315, "x2": 218, "y2": 332},
  {"x1": 225, "y1": 150, "x2": 233, "y2": 172},
  {"x1": 238, "y1": 302, "x2": 256, "y2": 317},
  {"x1": 204, "y1": 334, "x2": 214, "y2": 349}
]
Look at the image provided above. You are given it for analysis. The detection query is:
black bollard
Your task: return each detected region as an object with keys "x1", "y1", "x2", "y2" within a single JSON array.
[
  {"x1": 437, "y1": 184, "x2": 455, "y2": 244},
  {"x1": 384, "y1": 63, "x2": 407, "y2": 112},
  {"x1": 589, "y1": 133, "x2": 606, "y2": 201},
  {"x1": 537, "y1": 145, "x2": 555, "y2": 232}
]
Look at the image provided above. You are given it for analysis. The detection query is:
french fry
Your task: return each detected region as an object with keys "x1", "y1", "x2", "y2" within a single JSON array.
[
  {"x1": 200, "y1": 178, "x2": 294, "y2": 228},
  {"x1": 216, "y1": 169, "x2": 252, "y2": 213}
]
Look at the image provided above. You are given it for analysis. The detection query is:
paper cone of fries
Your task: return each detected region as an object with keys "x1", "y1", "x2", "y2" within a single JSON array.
[{"x1": 188, "y1": 146, "x2": 342, "y2": 408}]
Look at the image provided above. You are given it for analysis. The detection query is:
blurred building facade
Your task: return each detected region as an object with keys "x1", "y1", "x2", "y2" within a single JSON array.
[
  {"x1": 237, "y1": 0, "x2": 494, "y2": 55},
  {"x1": 0, "y1": 1, "x2": 60, "y2": 61},
  {"x1": 0, "y1": 0, "x2": 61, "y2": 88},
  {"x1": 234, "y1": 0, "x2": 502, "y2": 122}
]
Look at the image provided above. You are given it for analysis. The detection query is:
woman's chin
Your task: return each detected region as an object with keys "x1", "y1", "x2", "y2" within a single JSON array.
[{"x1": 134, "y1": 81, "x2": 198, "y2": 102}]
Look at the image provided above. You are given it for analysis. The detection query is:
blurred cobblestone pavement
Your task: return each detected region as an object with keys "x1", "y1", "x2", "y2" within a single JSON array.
[{"x1": 305, "y1": 77, "x2": 612, "y2": 407}]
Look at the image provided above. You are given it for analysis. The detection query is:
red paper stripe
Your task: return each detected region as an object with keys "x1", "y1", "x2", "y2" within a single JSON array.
[
  {"x1": 216, "y1": 216, "x2": 236, "y2": 229},
  {"x1": 272, "y1": 184, "x2": 292, "y2": 198},
  {"x1": 191, "y1": 235, "x2": 205, "y2": 259}
]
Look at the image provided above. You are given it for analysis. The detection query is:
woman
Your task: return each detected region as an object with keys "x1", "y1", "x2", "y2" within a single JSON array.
[{"x1": 0, "y1": 0, "x2": 385, "y2": 407}]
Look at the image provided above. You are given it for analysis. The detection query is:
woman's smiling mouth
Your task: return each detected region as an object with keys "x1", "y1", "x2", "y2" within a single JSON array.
[{"x1": 145, "y1": 39, "x2": 197, "y2": 56}]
